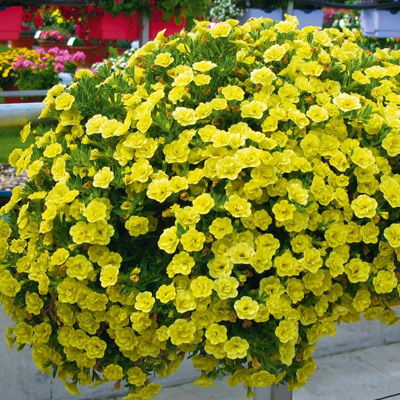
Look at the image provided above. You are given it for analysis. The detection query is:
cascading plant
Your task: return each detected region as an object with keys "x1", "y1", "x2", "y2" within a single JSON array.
[{"x1": 1, "y1": 14, "x2": 400, "y2": 399}]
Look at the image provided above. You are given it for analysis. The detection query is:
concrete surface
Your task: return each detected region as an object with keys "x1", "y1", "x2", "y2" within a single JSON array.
[
  {"x1": 2, "y1": 306, "x2": 400, "y2": 400},
  {"x1": 110, "y1": 342, "x2": 400, "y2": 400}
]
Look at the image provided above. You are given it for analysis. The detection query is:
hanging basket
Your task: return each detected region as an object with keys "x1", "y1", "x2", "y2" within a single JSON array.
[
  {"x1": 149, "y1": 9, "x2": 185, "y2": 40},
  {"x1": 239, "y1": 8, "x2": 283, "y2": 24},
  {"x1": 361, "y1": 9, "x2": 400, "y2": 38},
  {"x1": 87, "y1": 12, "x2": 140, "y2": 40},
  {"x1": 0, "y1": 6, "x2": 23, "y2": 40},
  {"x1": 293, "y1": 9, "x2": 324, "y2": 29}
]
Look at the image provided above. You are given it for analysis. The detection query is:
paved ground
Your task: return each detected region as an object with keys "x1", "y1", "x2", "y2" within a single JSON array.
[{"x1": 112, "y1": 342, "x2": 400, "y2": 400}]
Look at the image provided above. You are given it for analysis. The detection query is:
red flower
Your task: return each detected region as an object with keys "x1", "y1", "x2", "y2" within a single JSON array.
[
  {"x1": 34, "y1": 13, "x2": 44, "y2": 29},
  {"x1": 59, "y1": 7, "x2": 73, "y2": 21},
  {"x1": 22, "y1": 11, "x2": 32, "y2": 23}
]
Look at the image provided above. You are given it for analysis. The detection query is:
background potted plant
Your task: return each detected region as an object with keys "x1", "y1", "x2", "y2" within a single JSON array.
[
  {"x1": 9, "y1": 47, "x2": 83, "y2": 102},
  {"x1": 37, "y1": 5, "x2": 76, "y2": 50}
]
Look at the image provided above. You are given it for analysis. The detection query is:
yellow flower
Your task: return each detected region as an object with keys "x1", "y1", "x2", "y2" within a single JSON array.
[
  {"x1": 93, "y1": 167, "x2": 114, "y2": 188},
  {"x1": 140, "y1": 383, "x2": 162, "y2": 400},
  {"x1": 83, "y1": 199, "x2": 107, "y2": 223},
  {"x1": 156, "y1": 284, "x2": 176, "y2": 303},
  {"x1": 147, "y1": 178, "x2": 172, "y2": 203},
  {"x1": 221, "y1": 85, "x2": 244, "y2": 101},
  {"x1": 127, "y1": 366, "x2": 147, "y2": 386},
  {"x1": 272, "y1": 200, "x2": 296, "y2": 222},
  {"x1": 66, "y1": 255, "x2": 93, "y2": 281},
  {"x1": 57, "y1": 278, "x2": 82, "y2": 304},
  {"x1": 209, "y1": 217, "x2": 233, "y2": 239},
  {"x1": 224, "y1": 195, "x2": 251, "y2": 218},
  {"x1": 100, "y1": 265, "x2": 119, "y2": 288},
  {"x1": 192, "y1": 60, "x2": 217, "y2": 73},
  {"x1": 193, "y1": 74, "x2": 212, "y2": 86},
  {"x1": 263, "y1": 44, "x2": 287, "y2": 62},
  {"x1": 55, "y1": 93, "x2": 75, "y2": 111},
  {"x1": 210, "y1": 22, "x2": 232, "y2": 38},
  {"x1": 234, "y1": 296, "x2": 259, "y2": 320},
  {"x1": 167, "y1": 319, "x2": 196, "y2": 345},
  {"x1": 180, "y1": 228, "x2": 206, "y2": 252},
  {"x1": 382, "y1": 132, "x2": 400, "y2": 157},
  {"x1": 351, "y1": 195, "x2": 377, "y2": 218},
  {"x1": 195, "y1": 102, "x2": 213, "y2": 119},
  {"x1": 205, "y1": 324, "x2": 227, "y2": 345},
  {"x1": 135, "y1": 291, "x2": 155, "y2": 313},
  {"x1": 190, "y1": 276, "x2": 214, "y2": 298},
  {"x1": 250, "y1": 67, "x2": 276, "y2": 86},
  {"x1": 344, "y1": 258, "x2": 370, "y2": 283},
  {"x1": 85, "y1": 337, "x2": 107, "y2": 359},
  {"x1": 103, "y1": 364, "x2": 124, "y2": 381},
  {"x1": 26, "y1": 292, "x2": 44, "y2": 315},
  {"x1": 223, "y1": 337, "x2": 249, "y2": 359},
  {"x1": 158, "y1": 227, "x2": 179, "y2": 254},
  {"x1": 306, "y1": 105, "x2": 329, "y2": 122},
  {"x1": 373, "y1": 270, "x2": 397, "y2": 294},
  {"x1": 43, "y1": 143, "x2": 62, "y2": 158},
  {"x1": 154, "y1": 52, "x2": 174, "y2": 67},
  {"x1": 333, "y1": 93, "x2": 361, "y2": 112},
  {"x1": 384, "y1": 223, "x2": 400, "y2": 248},
  {"x1": 163, "y1": 140, "x2": 190, "y2": 163},
  {"x1": 241, "y1": 101, "x2": 268, "y2": 119},
  {"x1": 275, "y1": 320, "x2": 298, "y2": 343},
  {"x1": 172, "y1": 107, "x2": 197, "y2": 126},
  {"x1": 125, "y1": 216, "x2": 149, "y2": 237}
]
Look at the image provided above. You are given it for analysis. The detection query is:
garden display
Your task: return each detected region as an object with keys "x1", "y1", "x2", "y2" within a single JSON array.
[{"x1": 1, "y1": 14, "x2": 400, "y2": 400}]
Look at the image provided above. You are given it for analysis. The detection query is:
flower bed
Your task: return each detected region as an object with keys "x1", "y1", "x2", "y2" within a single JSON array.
[{"x1": 1, "y1": 14, "x2": 400, "y2": 400}]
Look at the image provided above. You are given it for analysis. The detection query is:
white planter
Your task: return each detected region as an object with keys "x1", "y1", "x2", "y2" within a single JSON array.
[
  {"x1": 239, "y1": 8, "x2": 283, "y2": 24},
  {"x1": 361, "y1": 9, "x2": 400, "y2": 38},
  {"x1": 293, "y1": 9, "x2": 324, "y2": 29}
]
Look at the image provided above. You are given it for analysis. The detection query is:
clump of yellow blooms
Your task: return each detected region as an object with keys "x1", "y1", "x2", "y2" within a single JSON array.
[
  {"x1": 2, "y1": 14, "x2": 400, "y2": 398},
  {"x1": 0, "y1": 47, "x2": 44, "y2": 87}
]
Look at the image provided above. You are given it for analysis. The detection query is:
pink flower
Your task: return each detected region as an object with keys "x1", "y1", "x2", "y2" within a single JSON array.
[
  {"x1": 36, "y1": 48, "x2": 45, "y2": 55},
  {"x1": 12, "y1": 60, "x2": 23, "y2": 68},
  {"x1": 22, "y1": 60, "x2": 33, "y2": 68},
  {"x1": 47, "y1": 47, "x2": 60, "y2": 55},
  {"x1": 55, "y1": 62, "x2": 65, "y2": 72},
  {"x1": 32, "y1": 65, "x2": 37, "y2": 70},
  {"x1": 72, "y1": 51, "x2": 86, "y2": 62},
  {"x1": 38, "y1": 63, "x2": 45, "y2": 68}
]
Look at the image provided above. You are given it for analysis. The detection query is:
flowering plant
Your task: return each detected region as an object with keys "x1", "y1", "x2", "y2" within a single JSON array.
[
  {"x1": 209, "y1": 0, "x2": 243, "y2": 22},
  {"x1": 13, "y1": 47, "x2": 84, "y2": 90},
  {"x1": 37, "y1": 6, "x2": 76, "y2": 42},
  {"x1": 0, "y1": 48, "x2": 43, "y2": 88},
  {"x1": 2, "y1": 15, "x2": 400, "y2": 399}
]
